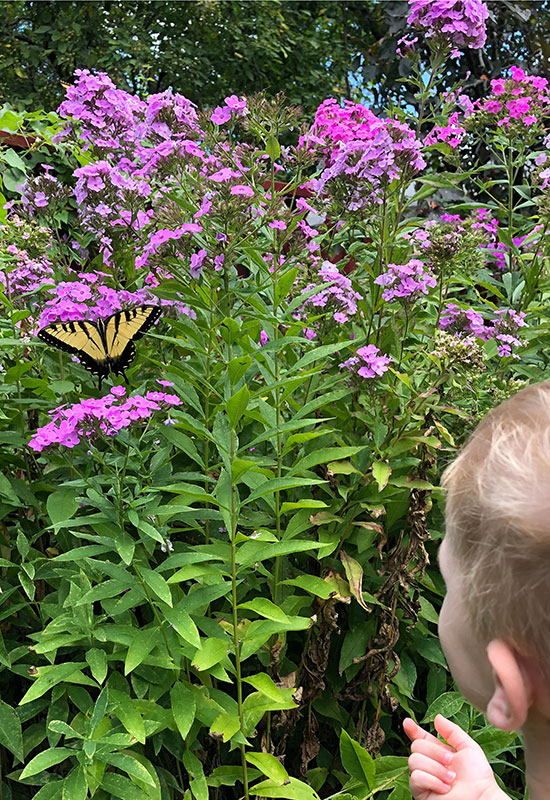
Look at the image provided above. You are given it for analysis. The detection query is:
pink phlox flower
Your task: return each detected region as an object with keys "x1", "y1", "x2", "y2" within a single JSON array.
[
  {"x1": 230, "y1": 184, "x2": 254, "y2": 197},
  {"x1": 339, "y1": 344, "x2": 393, "y2": 379},
  {"x1": 211, "y1": 106, "x2": 232, "y2": 125}
]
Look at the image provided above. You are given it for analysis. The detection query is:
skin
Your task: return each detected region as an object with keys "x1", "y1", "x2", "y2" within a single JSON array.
[{"x1": 403, "y1": 535, "x2": 550, "y2": 800}]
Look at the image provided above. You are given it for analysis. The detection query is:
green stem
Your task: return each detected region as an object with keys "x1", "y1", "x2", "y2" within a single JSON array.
[{"x1": 229, "y1": 412, "x2": 249, "y2": 799}]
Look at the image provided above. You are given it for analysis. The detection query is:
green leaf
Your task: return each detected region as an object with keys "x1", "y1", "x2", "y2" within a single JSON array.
[
  {"x1": 292, "y1": 339, "x2": 357, "y2": 371},
  {"x1": 371, "y1": 460, "x2": 391, "y2": 491},
  {"x1": 62, "y1": 766, "x2": 87, "y2": 800},
  {"x1": 339, "y1": 730, "x2": 374, "y2": 788},
  {"x1": 183, "y1": 749, "x2": 209, "y2": 800},
  {"x1": 86, "y1": 648, "x2": 108, "y2": 685},
  {"x1": 226, "y1": 384, "x2": 250, "y2": 428},
  {"x1": 140, "y1": 567, "x2": 173, "y2": 607},
  {"x1": 103, "y1": 753, "x2": 156, "y2": 786},
  {"x1": 115, "y1": 700, "x2": 146, "y2": 744},
  {"x1": 246, "y1": 753, "x2": 289, "y2": 786},
  {"x1": 289, "y1": 446, "x2": 365, "y2": 474},
  {"x1": 242, "y1": 477, "x2": 325, "y2": 505},
  {"x1": 237, "y1": 539, "x2": 323, "y2": 568},
  {"x1": 124, "y1": 627, "x2": 159, "y2": 675},
  {"x1": 210, "y1": 712, "x2": 241, "y2": 742},
  {"x1": 279, "y1": 576, "x2": 334, "y2": 599},
  {"x1": 250, "y1": 776, "x2": 321, "y2": 799},
  {"x1": 422, "y1": 692, "x2": 465, "y2": 723},
  {"x1": 239, "y1": 598, "x2": 290, "y2": 623},
  {"x1": 275, "y1": 267, "x2": 299, "y2": 305},
  {"x1": 265, "y1": 135, "x2": 281, "y2": 160},
  {"x1": 228, "y1": 355, "x2": 252, "y2": 385},
  {"x1": 20, "y1": 662, "x2": 88, "y2": 705},
  {"x1": 192, "y1": 638, "x2": 229, "y2": 671},
  {"x1": 171, "y1": 682, "x2": 196, "y2": 741},
  {"x1": 164, "y1": 604, "x2": 201, "y2": 648},
  {"x1": 0, "y1": 700, "x2": 23, "y2": 761},
  {"x1": 340, "y1": 552, "x2": 374, "y2": 612},
  {"x1": 20, "y1": 747, "x2": 73, "y2": 779},
  {"x1": 101, "y1": 773, "x2": 151, "y2": 800},
  {"x1": 243, "y1": 673, "x2": 285, "y2": 701},
  {"x1": 280, "y1": 500, "x2": 328, "y2": 513},
  {"x1": 246, "y1": 752, "x2": 289, "y2": 784},
  {"x1": 46, "y1": 488, "x2": 79, "y2": 530}
]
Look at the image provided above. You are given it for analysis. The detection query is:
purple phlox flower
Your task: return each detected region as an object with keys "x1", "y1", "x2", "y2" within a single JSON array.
[
  {"x1": 374, "y1": 259, "x2": 437, "y2": 303},
  {"x1": 339, "y1": 344, "x2": 394, "y2": 379},
  {"x1": 224, "y1": 94, "x2": 248, "y2": 114},
  {"x1": 407, "y1": 0, "x2": 489, "y2": 51},
  {"x1": 230, "y1": 184, "x2": 254, "y2": 197},
  {"x1": 258, "y1": 330, "x2": 269, "y2": 346},
  {"x1": 211, "y1": 106, "x2": 232, "y2": 125},
  {"x1": 208, "y1": 168, "x2": 241, "y2": 183},
  {"x1": 190, "y1": 248, "x2": 207, "y2": 279}
]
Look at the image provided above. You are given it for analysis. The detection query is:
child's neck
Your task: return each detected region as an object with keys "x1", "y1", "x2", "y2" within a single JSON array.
[{"x1": 522, "y1": 710, "x2": 550, "y2": 800}]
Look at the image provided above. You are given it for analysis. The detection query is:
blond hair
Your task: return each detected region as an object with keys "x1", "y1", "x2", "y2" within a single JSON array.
[{"x1": 440, "y1": 379, "x2": 550, "y2": 677}]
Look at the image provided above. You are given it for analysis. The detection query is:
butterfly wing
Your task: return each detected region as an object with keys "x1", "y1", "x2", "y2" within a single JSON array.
[
  {"x1": 103, "y1": 305, "x2": 162, "y2": 378},
  {"x1": 37, "y1": 319, "x2": 110, "y2": 386}
]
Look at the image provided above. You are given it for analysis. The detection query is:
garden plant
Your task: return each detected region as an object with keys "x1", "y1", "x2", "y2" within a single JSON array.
[{"x1": 0, "y1": 0, "x2": 546, "y2": 798}]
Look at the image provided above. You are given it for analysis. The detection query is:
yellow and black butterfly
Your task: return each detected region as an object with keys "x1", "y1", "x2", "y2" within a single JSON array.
[{"x1": 37, "y1": 305, "x2": 162, "y2": 390}]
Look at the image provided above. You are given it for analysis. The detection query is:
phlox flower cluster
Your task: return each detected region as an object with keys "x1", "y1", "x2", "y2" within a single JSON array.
[
  {"x1": 424, "y1": 112, "x2": 465, "y2": 149},
  {"x1": 20, "y1": 165, "x2": 70, "y2": 216},
  {"x1": 295, "y1": 261, "x2": 363, "y2": 324},
  {"x1": 464, "y1": 67, "x2": 550, "y2": 133},
  {"x1": 403, "y1": 210, "x2": 494, "y2": 275},
  {"x1": 339, "y1": 344, "x2": 394, "y2": 379},
  {"x1": 36, "y1": 273, "x2": 195, "y2": 329},
  {"x1": 211, "y1": 94, "x2": 248, "y2": 125},
  {"x1": 299, "y1": 98, "x2": 381, "y2": 154},
  {"x1": 0, "y1": 249, "x2": 54, "y2": 301},
  {"x1": 0, "y1": 215, "x2": 51, "y2": 258},
  {"x1": 374, "y1": 259, "x2": 437, "y2": 303},
  {"x1": 533, "y1": 133, "x2": 550, "y2": 193},
  {"x1": 439, "y1": 303, "x2": 528, "y2": 358},
  {"x1": 407, "y1": 0, "x2": 489, "y2": 52},
  {"x1": 56, "y1": 70, "x2": 201, "y2": 166},
  {"x1": 304, "y1": 113, "x2": 425, "y2": 210},
  {"x1": 29, "y1": 385, "x2": 182, "y2": 452}
]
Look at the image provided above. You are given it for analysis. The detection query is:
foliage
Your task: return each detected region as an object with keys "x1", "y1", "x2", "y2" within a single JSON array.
[
  {"x1": 0, "y1": 18, "x2": 548, "y2": 800},
  {"x1": 0, "y1": 1, "x2": 549, "y2": 119}
]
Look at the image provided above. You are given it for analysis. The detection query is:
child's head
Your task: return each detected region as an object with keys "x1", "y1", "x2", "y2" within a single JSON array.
[{"x1": 438, "y1": 380, "x2": 550, "y2": 710}]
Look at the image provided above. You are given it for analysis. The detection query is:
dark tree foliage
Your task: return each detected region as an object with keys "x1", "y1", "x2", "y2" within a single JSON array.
[
  {"x1": 0, "y1": 1, "x2": 381, "y2": 114},
  {"x1": 0, "y1": 1, "x2": 548, "y2": 114}
]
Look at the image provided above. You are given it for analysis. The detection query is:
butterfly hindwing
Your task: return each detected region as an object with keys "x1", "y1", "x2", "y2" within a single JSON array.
[{"x1": 37, "y1": 305, "x2": 161, "y2": 389}]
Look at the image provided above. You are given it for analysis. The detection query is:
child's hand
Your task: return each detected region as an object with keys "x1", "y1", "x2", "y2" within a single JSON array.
[{"x1": 403, "y1": 714, "x2": 506, "y2": 800}]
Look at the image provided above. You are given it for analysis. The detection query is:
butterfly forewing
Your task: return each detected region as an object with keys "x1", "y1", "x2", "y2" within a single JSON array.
[{"x1": 104, "y1": 306, "x2": 161, "y2": 357}]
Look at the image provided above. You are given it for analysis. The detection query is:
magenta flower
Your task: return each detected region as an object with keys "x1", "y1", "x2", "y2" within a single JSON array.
[
  {"x1": 374, "y1": 259, "x2": 437, "y2": 303},
  {"x1": 407, "y1": 0, "x2": 489, "y2": 50},
  {"x1": 211, "y1": 106, "x2": 232, "y2": 125},
  {"x1": 230, "y1": 185, "x2": 254, "y2": 197},
  {"x1": 28, "y1": 391, "x2": 183, "y2": 452},
  {"x1": 269, "y1": 221, "x2": 287, "y2": 230},
  {"x1": 339, "y1": 345, "x2": 394, "y2": 379}
]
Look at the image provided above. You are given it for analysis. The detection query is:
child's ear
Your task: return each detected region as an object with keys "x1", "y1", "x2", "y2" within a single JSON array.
[{"x1": 485, "y1": 639, "x2": 531, "y2": 731}]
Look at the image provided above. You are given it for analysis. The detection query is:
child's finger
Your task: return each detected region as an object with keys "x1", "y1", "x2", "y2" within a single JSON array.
[
  {"x1": 403, "y1": 717, "x2": 455, "y2": 755},
  {"x1": 409, "y1": 768, "x2": 453, "y2": 796},
  {"x1": 408, "y1": 751, "x2": 457, "y2": 787},
  {"x1": 432, "y1": 714, "x2": 483, "y2": 753}
]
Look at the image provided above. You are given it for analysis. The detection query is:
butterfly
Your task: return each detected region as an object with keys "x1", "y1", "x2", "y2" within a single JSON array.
[{"x1": 37, "y1": 305, "x2": 162, "y2": 390}]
